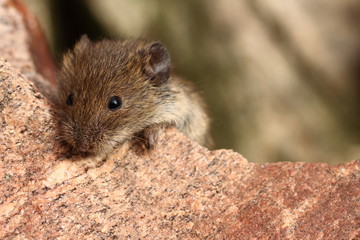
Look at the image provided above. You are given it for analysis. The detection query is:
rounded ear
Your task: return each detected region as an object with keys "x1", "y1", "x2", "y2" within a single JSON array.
[
  {"x1": 148, "y1": 42, "x2": 171, "y2": 86},
  {"x1": 74, "y1": 35, "x2": 91, "y2": 54},
  {"x1": 61, "y1": 35, "x2": 90, "y2": 70}
]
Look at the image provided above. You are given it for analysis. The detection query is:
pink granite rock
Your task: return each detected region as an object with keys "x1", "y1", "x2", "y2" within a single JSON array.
[{"x1": 0, "y1": 1, "x2": 359, "y2": 239}]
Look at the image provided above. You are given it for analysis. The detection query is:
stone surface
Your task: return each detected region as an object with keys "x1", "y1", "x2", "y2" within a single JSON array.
[
  {"x1": 0, "y1": 0, "x2": 56, "y2": 100},
  {"x1": 10, "y1": 0, "x2": 57, "y2": 85},
  {"x1": 0, "y1": 1, "x2": 360, "y2": 239}
]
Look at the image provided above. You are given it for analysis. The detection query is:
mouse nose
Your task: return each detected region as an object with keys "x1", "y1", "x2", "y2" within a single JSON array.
[
  {"x1": 72, "y1": 125, "x2": 102, "y2": 153},
  {"x1": 74, "y1": 139, "x2": 93, "y2": 152}
]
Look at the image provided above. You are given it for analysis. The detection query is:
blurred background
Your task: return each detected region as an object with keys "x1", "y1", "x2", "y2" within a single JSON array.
[{"x1": 24, "y1": 0, "x2": 360, "y2": 164}]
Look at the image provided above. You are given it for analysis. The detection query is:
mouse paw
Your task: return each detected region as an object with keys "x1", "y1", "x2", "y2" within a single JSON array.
[
  {"x1": 134, "y1": 123, "x2": 169, "y2": 154},
  {"x1": 140, "y1": 124, "x2": 163, "y2": 150}
]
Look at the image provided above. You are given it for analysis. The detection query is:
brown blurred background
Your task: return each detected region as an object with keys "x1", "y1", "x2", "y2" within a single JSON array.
[{"x1": 24, "y1": 0, "x2": 360, "y2": 164}]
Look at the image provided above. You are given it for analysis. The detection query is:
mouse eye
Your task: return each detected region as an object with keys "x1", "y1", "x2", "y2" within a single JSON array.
[
  {"x1": 66, "y1": 94, "x2": 74, "y2": 106},
  {"x1": 108, "y1": 96, "x2": 122, "y2": 111}
]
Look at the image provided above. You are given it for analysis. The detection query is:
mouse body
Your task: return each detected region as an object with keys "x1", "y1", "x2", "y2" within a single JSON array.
[{"x1": 57, "y1": 36, "x2": 211, "y2": 155}]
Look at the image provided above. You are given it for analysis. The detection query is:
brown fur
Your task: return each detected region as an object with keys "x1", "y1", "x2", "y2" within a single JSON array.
[{"x1": 57, "y1": 36, "x2": 211, "y2": 155}]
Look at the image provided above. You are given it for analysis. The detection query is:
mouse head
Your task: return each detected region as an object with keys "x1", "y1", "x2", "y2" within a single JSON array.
[{"x1": 57, "y1": 35, "x2": 172, "y2": 155}]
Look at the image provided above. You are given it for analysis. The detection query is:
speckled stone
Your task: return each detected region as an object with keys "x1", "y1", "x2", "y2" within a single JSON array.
[
  {"x1": 0, "y1": 0, "x2": 56, "y2": 99},
  {"x1": 0, "y1": 1, "x2": 360, "y2": 239}
]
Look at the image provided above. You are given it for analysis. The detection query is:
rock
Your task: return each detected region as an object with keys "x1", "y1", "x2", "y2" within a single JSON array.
[
  {"x1": 0, "y1": 1, "x2": 359, "y2": 239},
  {"x1": 1, "y1": 0, "x2": 56, "y2": 100}
]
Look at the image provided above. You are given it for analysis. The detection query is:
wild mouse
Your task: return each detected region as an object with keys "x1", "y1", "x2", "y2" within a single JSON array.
[{"x1": 56, "y1": 35, "x2": 211, "y2": 155}]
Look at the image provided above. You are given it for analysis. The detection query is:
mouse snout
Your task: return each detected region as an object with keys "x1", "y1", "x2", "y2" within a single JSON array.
[
  {"x1": 70, "y1": 124, "x2": 104, "y2": 153},
  {"x1": 74, "y1": 140, "x2": 93, "y2": 152}
]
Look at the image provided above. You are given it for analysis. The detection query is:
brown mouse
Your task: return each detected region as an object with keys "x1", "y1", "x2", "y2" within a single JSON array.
[{"x1": 56, "y1": 35, "x2": 211, "y2": 155}]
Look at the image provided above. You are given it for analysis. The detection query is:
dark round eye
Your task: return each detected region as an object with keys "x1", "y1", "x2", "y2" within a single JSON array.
[
  {"x1": 108, "y1": 96, "x2": 122, "y2": 110},
  {"x1": 66, "y1": 94, "x2": 74, "y2": 106}
]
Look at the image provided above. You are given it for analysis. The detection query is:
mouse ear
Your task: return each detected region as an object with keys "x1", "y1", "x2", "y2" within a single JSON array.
[
  {"x1": 147, "y1": 42, "x2": 171, "y2": 86},
  {"x1": 61, "y1": 35, "x2": 91, "y2": 73},
  {"x1": 74, "y1": 35, "x2": 91, "y2": 53}
]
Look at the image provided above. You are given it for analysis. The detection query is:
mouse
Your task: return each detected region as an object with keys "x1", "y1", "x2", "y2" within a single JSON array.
[{"x1": 56, "y1": 35, "x2": 212, "y2": 156}]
